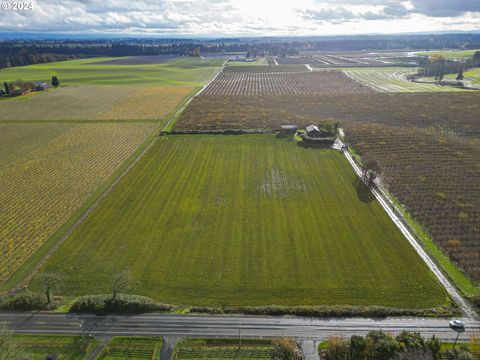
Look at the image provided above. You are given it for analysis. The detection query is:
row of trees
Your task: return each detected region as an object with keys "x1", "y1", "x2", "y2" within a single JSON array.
[
  {"x1": 420, "y1": 51, "x2": 480, "y2": 83},
  {"x1": 322, "y1": 330, "x2": 477, "y2": 360},
  {"x1": 36, "y1": 268, "x2": 131, "y2": 305}
]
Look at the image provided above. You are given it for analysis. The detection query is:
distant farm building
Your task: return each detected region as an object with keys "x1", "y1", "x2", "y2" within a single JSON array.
[
  {"x1": 280, "y1": 125, "x2": 298, "y2": 134},
  {"x1": 306, "y1": 124, "x2": 320, "y2": 138},
  {"x1": 33, "y1": 82, "x2": 52, "y2": 91}
]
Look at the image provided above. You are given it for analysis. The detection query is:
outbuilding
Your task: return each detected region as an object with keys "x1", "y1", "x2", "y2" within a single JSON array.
[{"x1": 306, "y1": 124, "x2": 320, "y2": 138}]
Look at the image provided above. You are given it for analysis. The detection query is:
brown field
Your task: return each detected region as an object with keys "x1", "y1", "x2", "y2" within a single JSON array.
[
  {"x1": 202, "y1": 71, "x2": 373, "y2": 95},
  {"x1": 98, "y1": 86, "x2": 195, "y2": 120},
  {"x1": 176, "y1": 91, "x2": 480, "y2": 283},
  {"x1": 223, "y1": 65, "x2": 308, "y2": 73}
]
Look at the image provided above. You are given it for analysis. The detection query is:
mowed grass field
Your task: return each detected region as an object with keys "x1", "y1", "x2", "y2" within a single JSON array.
[
  {"x1": 416, "y1": 49, "x2": 480, "y2": 59},
  {"x1": 0, "y1": 57, "x2": 224, "y2": 85},
  {"x1": 0, "y1": 122, "x2": 159, "y2": 287},
  {"x1": 32, "y1": 135, "x2": 446, "y2": 308},
  {"x1": 0, "y1": 57, "x2": 222, "y2": 121}
]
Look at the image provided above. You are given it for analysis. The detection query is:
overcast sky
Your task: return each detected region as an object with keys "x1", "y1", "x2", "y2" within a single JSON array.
[{"x1": 0, "y1": 0, "x2": 479, "y2": 36}]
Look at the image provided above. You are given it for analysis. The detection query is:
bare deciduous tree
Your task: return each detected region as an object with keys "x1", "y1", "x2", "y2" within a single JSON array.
[
  {"x1": 38, "y1": 273, "x2": 62, "y2": 304},
  {"x1": 112, "y1": 269, "x2": 132, "y2": 300}
]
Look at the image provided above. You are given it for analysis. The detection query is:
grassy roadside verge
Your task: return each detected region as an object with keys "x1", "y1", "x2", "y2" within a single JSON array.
[{"x1": 347, "y1": 146, "x2": 479, "y2": 300}]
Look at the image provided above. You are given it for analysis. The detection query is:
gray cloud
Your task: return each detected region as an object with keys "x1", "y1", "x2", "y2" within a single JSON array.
[
  {"x1": 410, "y1": 0, "x2": 480, "y2": 17},
  {"x1": 0, "y1": 0, "x2": 479, "y2": 34}
]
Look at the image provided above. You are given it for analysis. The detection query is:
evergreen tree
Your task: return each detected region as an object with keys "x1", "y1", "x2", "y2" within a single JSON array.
[
  {"x1": 51, "y1": 76, "x2": 60, "y2": 87},
  {"x1": 4, "y1": 81, "x2": 10, "y2": 95},
  {"x1": 456, "y1": 69, "x2": 464, "y2": 82}
]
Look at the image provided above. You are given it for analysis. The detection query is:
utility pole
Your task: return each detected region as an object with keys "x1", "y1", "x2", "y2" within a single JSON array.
[{"x1": 78, "y1": 322, "x2": 84, "y2": 340}]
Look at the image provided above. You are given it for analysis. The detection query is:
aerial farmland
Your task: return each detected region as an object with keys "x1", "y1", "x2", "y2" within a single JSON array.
[{"x1": 1, "y1": 43, "x2": 479, "y2": 323}]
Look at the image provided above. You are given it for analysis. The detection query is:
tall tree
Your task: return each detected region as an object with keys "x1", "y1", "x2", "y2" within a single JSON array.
[
  {"x1": 456, "y1": 69, "x2": 464, "y2": 82},
  {"x1": 38, "y1": 273, "x2": 62, "y2": 304},
  {"x1": 3, "y1": 81, "x2": 10, "y2": 95},
  {"x1": 362, "y1": 159, "x2": 382, "y2": 187},
  {"x1": 51, "y1": 76, "x2": 60, "y2": 87}
]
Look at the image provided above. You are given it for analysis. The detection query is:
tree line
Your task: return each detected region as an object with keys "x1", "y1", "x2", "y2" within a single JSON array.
[{"x1": 2, "y1": 33, "x2": 480, "y2": 69}]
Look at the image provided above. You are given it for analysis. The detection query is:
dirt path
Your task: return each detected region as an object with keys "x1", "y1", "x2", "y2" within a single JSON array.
[
  {"x1": 338, "y1": 130, "x2": 476, "y2": 319},
  {"x1": 87, "y1": 336, "x2": 111, "y2": 360},
  {"x1": 161, "y1": 336, "x2": 182, "y2": 360}
]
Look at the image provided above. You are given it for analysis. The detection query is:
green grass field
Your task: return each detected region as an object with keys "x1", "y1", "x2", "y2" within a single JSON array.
[
  {"x1": 31, "y1": 135, "x2": 446, "y2": 308},
  {"x1": 416, "y1": 49, "x2": 479, "y2": 59},
  {"x1": 98, "y1": 337, "x2": 162, "y2": 360},
  {"x1": 14, "y1": 334, "x2": 96, "y2": 359},
  {"x1": 0, "y1": 56, "x2": 221, "y2": 121},
  {"x1": 173, "y1": 339, "x2": 272, "y2": 360},
  {"x1": 0, "y1": 57, "x2": 223, "y2": 86},
  {"x1": 419, "y1": 67, "x2": 480, "y2": 88}
]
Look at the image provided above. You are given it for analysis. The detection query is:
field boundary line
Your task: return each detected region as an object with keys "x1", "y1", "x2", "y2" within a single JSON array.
[
  {"x1": 339, "y1": 135, "x2": 476, "y2": 319},
  {"x1": 194, "y1": 59, "x2": 228, "y2": 97}
]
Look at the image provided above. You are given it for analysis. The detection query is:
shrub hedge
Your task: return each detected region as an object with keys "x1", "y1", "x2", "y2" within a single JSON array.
[
  {"x1": 0, "y1": 292, "x2": 58, "y2": 311},
  {"x1": 70, "y1": 294, "x2": 174, "y2": 314},
  {"x1": 69, "y1": 294, "x2": 459, "y2": 317},
  {"x1": 190, "y1": 305, "x2": 459, "y2": 318}
]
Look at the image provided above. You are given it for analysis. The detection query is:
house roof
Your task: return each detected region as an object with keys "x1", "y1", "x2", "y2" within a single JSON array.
[{"x1": 306, "y1": 124, "x2": 319, "y2": 133}]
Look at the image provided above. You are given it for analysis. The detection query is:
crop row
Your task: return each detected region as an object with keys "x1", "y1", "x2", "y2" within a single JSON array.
[
  {"x1": 344, "y1": 121, "x2": 480, "y2": 281},
  {"x1": 0, "y1": 123, "x2": 158, "y2": 284},
  {"x1": 202, "y1": 71, "x2": 373, "y2": 95},
  {"x1": 98, "y1": 86, "x2": 195, "y2": 121},
  {"x1": 174, "y1": 343, "x2": 272, "y2": 360},
  {"x1": 176, "y1": 93, "x2": 480, "y2": 136}
]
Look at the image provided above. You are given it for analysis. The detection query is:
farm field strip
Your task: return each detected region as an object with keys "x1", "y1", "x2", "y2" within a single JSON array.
[
  {"x1": 14, "y1": 334, "x2": 96, "y2": 359},
  {"x1": 343, "y1": 121, "x2": 480, "y2": 287},
  {"x1": 222, "y1": 65, "x2": 307, "y2": 73},
  {"x1": 173, "y1": 339, "x2": 272, "y2": 360},
  {"x1": 342, "y1": 68, "x2": 467, "y2": 92},
  {"x1": 415, "y1": 49, "x2": 480, "y2": 59},
  {"x1": 98, "y1": 336, "x2": 162, "y2": 359},
  {"x1": 341, "y1": 139, "x2": 475, "y2": 317},
  {"x1": 0, "y1": 122, "x2": 159, "y2": 285},
  {"x1": 97, "y1": 86, "x2": 196, "y2": 121},
  {"x1": 202, "y1": 71, "x2": 373, "y2": 95},
  {"x1": 0, "y1": 85, "x2": 196, "y2": 121},
  {"x1": 0, "y1": 57, "x2": 224, "y2": 86},
  {"x1": 31, "y1": 135, "x2": 446, "y2": 308}
]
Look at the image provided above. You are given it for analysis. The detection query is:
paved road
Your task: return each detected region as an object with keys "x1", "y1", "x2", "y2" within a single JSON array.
[{"x1": 1, "y1": 313, "x2": 479, "y2": 342}]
